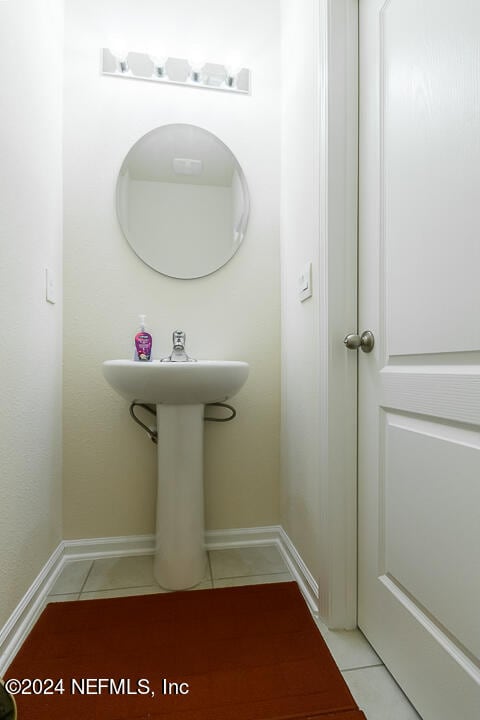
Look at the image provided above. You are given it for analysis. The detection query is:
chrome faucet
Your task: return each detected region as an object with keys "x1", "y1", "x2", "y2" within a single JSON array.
[{"x1": 161, "y1": 330, "x2": 196, "y2": 362}]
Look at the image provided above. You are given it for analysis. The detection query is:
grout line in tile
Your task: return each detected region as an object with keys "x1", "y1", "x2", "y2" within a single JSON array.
[
  {"x1": 206, "y1": 552, "x2": 214, "y2": 582},
  {"x1": 211, "y1": 570, "x2": 292, "y2": 581},
  {"x1": 84, "y1": 582, "x2": 156, "y2": 594},
  {"x1": 342, "y1": 662, "x2": 384, "y2": 673},
  {"x1": 47, "y1": 592, "x2": 80, "y2": 600},
  {"x1": 212, "y1": 577, "x2": 295, "y2": 589},
  {"x1": 78, "y1": 560, "x2": 94, "y2": 594},
  {"x1": 79, "y1": 585, "x2": 162, "y2": 598}
]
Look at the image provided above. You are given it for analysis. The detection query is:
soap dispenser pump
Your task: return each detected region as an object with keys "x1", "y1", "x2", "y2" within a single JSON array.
[{"x1": 134, "y1": 314, "x2": 152, "y2": 361}]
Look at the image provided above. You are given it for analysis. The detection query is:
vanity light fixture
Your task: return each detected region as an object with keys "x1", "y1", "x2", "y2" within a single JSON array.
[{"x1": 102, "y1": 48, "x2": 251, "y2": 94}]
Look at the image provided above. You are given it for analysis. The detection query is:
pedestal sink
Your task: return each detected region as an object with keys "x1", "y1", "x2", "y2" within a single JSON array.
[{"x1": 102, "y1": 359, "x2": 249, "y2": 590}]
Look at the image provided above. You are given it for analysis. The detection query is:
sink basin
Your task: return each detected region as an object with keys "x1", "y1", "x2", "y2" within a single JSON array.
[{"x1": 102, "y1": 359, "x2": 249, "y2": 405}]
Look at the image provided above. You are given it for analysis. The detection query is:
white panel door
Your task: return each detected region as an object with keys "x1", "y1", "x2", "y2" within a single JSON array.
[{"x1": 358, "y1": 1, "x2": 480, "y2": 718}]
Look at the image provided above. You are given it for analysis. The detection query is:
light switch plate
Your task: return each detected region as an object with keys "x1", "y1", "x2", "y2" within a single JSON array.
[{"x1": 299, "y1": 262, "x2": 312, "y2": 302}]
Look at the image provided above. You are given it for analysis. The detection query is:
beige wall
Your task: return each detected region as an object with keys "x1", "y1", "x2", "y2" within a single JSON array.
[
  {"x1": 0, "y1": 0, "x2": 63, "y2": 628},
  {"x1": 281, "y1": 0, "x2": 358, "y2": 626},
  {"x1": 63, "y1": 0, "x2": 281, "y2": 539},
  {"x1": 280, "y1": 0, "x2": 323, "y2": 579}
]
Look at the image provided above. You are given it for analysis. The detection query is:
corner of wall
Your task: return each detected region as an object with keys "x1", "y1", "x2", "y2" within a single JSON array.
[
  {"x1": 0, "y1": 0, "x2": 64, "y2": 629},
  {"x1": 280, "y1": 0, "x2": 358, "y2": 628}
]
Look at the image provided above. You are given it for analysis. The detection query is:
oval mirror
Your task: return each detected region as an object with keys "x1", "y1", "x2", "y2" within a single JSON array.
[{"x1": 116, "y1": 124, "x2": 250, "y2": 279}]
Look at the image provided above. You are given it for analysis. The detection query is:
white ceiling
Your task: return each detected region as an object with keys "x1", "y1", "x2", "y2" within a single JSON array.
[{"x1": 121, "y1": 124, "x2": 237, "y2": 186}]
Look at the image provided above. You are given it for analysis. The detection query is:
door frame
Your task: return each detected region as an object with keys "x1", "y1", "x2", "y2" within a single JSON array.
[{"x1": 316, "y1": 0, "x2": 359, "y2": 628}]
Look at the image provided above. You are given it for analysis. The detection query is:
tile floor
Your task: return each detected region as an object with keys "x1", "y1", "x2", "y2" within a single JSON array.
[{"x1": 47, "y1": 545, "x2": 421, "y2": 720}]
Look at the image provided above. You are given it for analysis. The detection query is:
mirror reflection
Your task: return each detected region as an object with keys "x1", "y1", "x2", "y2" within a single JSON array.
[{"x1": 116, "y1": 124, "x2": 249, "y2": 279}]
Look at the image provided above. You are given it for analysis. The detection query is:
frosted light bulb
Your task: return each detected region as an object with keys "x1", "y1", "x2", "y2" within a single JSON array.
[
  {"x1": 191, "y1": 59, "x2": 205, "y2": 72},
  {"x1": 151, "y1": 54, "x2": 167, "y2": 67},
  {"x1": 107, "y1": 34, "x2": 130, "y2": 72},
  {"x1": 189, "y1": 58, "x2": 206, "y2": 82},
  {"x1": 189, "y1": 46, "x2": 207, "y2": 81},
  {"x1": 225, "y1": 63, "x2": 243, "y2": 78},
  {"x1": 225, "y1": 63, "x2": 243, "y2": 87},
  {"x1": 109, "y1": 47, "x2": 129, "y2": 72},
  {"x1": 149, "y1": 54, "x2": 168, "y2": 77}
]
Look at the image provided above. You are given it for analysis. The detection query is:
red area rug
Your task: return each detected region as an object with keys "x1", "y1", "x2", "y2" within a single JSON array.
[{"x1": 6, "y1": 581, "x2": 366, "y2": 719}]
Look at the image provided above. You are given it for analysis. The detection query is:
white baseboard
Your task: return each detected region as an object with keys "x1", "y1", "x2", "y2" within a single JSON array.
[
  {"x1": 63, "y1": 534, "x2": 155, "y2": 561},
  {"x1": 276, "y1": 527, "x2": 319, "y2": 615},
  {"x1": 0, "y1": 526, "x2": 318, "y2": 674},
  {"x1": 205, "y1": 525, "x2": 281, "y2": 548},
  {"x1": 0, "y1": 542, "x2": 65, "y2": 676}
]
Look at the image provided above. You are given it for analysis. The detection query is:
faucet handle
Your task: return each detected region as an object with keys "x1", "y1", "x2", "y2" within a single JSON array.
[{"x1": 173, "y1": 330, "x2": 185, "y2": 348}]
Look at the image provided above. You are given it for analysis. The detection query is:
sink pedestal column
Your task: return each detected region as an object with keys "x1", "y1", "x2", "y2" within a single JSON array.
[{"x1": 153, "y1": 404, "x2": 207, "y2": 590}]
